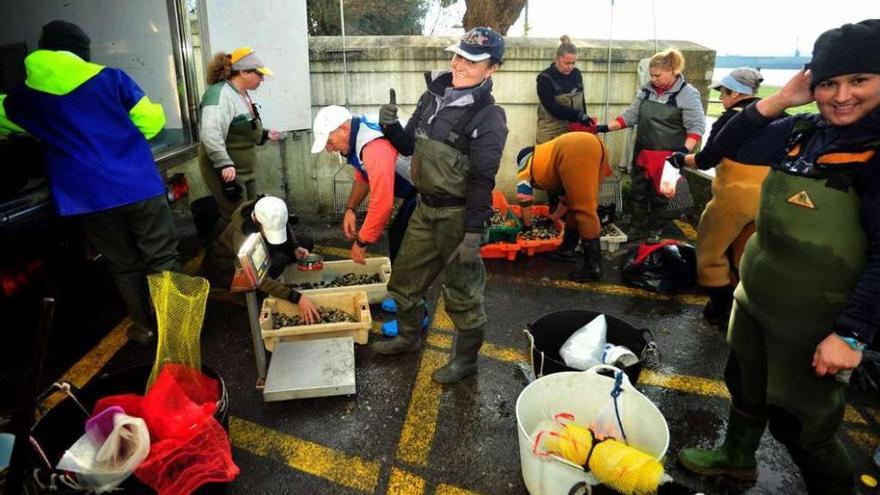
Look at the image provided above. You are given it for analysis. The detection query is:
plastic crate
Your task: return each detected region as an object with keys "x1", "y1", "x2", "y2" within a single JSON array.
[
  {"x1": 509, "y1": 205, "x2": 565, "y2": 256},
  {"x1": 259, "y1": 291, "x2": 371, "y2": 351},
  {"x1": 480, "y1": 242, "x2": 519, "y2": 261},
  {"x1": 281, "y1": 257, "x2": 391, "y2": 304},
  {"x1": 487, "y1": 210, "x2": 521, "y2": 243},
  {"x1": 600, "y1": 222, "x2": 628, "y2": 253}
]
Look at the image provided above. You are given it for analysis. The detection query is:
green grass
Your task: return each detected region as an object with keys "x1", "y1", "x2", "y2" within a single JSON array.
[{"x1": 706, "y1": 86, "x2": 818, "y2": 118}]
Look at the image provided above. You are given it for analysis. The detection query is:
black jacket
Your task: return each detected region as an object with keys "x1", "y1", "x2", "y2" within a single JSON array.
[
  {"x1": 536, "y1": 63, "x2": 587, "y2": 122},
  {"x1": 716, "y1": 104, "x2": 880, "y2": 344},
  {"x1": 383, "y1": 71, "x2": 509, "y2": 233},
  {"x1": 693, "y1": 97, "x2": 759, "y2": 170}
]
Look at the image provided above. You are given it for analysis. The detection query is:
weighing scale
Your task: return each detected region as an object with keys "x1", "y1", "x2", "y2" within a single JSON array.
[{"x1": 233, "y1": 234, "x2": 356, "y2": 401}]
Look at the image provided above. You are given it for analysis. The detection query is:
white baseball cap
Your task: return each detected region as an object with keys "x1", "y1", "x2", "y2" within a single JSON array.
[
  {"x1": 311, "y1": 105, "x2": 352, "y2": 153},
  {"x1": 253, "y1": 196, "x2": 288, "y2": 245}
]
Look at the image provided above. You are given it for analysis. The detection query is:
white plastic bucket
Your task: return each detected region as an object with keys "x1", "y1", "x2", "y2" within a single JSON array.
[{"x1": 515, "y1": 365, "x2": 669, "y2": 494}]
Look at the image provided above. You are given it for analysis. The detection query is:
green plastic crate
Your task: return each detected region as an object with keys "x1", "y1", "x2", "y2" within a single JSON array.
[{"x1": 487, "y1": 210, "x2": 521, "y2": 243}]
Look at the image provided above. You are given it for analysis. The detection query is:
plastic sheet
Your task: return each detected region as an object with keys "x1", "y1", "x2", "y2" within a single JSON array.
[{"x1": 559, "y1": 314, "x2": 607, "y2": 371}]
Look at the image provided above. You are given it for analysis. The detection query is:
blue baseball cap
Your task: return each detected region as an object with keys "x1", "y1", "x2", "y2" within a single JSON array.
[
  {"x1": 446, "y1": 27, "x2": 504, "y2": 63},
  {"x1": 710, "y1": 67, "x2": 763, "y2": 95}
]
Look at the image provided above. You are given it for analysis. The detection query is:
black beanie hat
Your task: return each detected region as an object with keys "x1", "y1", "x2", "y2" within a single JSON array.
[
  {"x1": 38, "y1": 20, "x2": 91, "y2": 61},
  {"x1": 517, "y1": 146, "x2": 534, "y2": 166},
  {"x1": 810, "y1": 19, "x2": 880, "y2": 90}
]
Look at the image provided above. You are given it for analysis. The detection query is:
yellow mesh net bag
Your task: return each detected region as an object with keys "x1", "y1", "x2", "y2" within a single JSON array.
[
  {"x1": 533, "y1": 414, "x2": 664, "y2": 495},
  {"x1": 146, "y1": 271, "x2": 210, "y2": 389}
]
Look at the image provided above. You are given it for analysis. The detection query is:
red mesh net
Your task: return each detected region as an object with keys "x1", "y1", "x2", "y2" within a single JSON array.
[{"x1": 93, "y1": 364, "x2": 237, "y2": 494}]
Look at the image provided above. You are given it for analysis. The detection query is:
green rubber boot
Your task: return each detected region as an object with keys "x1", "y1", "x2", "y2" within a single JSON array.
[
  {"x1": 678, "y1": 407, "x2": 765, "y2": 481},
  {"x1": 432, "y1": 329, "x2": 484, "y2": 384}
]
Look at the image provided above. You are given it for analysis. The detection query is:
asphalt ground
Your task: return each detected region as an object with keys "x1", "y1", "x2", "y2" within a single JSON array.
[{"x1": 44, "y1": 216, "x2": 880, "y2": 495}]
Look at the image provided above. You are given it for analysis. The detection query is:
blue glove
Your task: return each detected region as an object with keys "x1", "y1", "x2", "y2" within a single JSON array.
[
  {"x1": 447, "y1": 232, "x2": 483, "y2": 265},
  {"x1": 667, "y1": 152, "x2": 688, "y2": 169}
]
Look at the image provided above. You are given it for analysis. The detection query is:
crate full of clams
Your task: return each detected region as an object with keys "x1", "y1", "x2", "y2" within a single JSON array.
[
  {"x1": 281, "y1": 257, "x2": 391, "y2": 304},
  {"x1": 259, "y1": 291, "x2": 372, "y2": 351}
]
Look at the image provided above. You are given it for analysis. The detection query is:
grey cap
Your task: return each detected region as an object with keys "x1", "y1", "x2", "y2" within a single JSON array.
[{"x1": 710, "y1": 67, "x2": 763, "y2": 95}]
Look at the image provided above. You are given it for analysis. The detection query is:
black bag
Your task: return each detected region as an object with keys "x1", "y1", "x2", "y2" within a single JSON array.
[{"x1": 621, "y1": 240, "x2": 696, "y2": 293}]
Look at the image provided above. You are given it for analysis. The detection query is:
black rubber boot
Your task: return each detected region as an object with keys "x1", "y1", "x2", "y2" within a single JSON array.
[
  {"x1": 371, "y1": 308, "x2": 425, "y2": 355},
  {"x1": 569, "y1": 238, "x2": 603, "y2": 282},
  {"x1": 432, "y1": 329, "x2": 484, "y2": 384},
  {"x1": 703, "y1": 285, "x2": 735, "y2": 326},
  {"x1": 544, "y1": 228, "x2": 579, "y2": 262},
  {"x1": 678, "y1": 406, "x2": 766, "y2": 481}
]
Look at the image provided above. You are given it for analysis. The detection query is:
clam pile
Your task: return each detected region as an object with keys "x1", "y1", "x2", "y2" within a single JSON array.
[
  {"x1": 272, "y1": 306, "x2": 354, "y2": 328},
  {"x1": 521, "y1": 216, "x2": 560, "y2": 240},
  {"x1": 289, "y1": 272, "x2": 381, "y2": 290},
  {"x1": 489, "y1": 208, "x2": 518, "y2": 228}
]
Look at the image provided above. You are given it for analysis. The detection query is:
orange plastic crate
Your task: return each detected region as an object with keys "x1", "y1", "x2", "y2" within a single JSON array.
[
  {"x1": 480, "y1": 242, "x2": 519, "y2": 261},
  {"x1": 510, "y1": 205, "x2": 565, "y2": 256}
]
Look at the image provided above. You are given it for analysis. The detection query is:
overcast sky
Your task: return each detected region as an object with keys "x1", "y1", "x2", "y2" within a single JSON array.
[{"x1": 423, "y1": 0, "x2": 878, "y2": 56}]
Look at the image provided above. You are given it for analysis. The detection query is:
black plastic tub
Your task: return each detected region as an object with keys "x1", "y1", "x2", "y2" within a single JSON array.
[
  {"x1": 525, "y1": 309, "x2": 656, "y2": 383},
  {"x1": 25, "y1": 364, "x2": 228, "y2": 494}
]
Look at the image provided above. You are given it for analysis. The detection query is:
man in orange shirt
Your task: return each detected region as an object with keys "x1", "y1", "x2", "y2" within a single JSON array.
[
  {"x1": 516, "y1": 132, "x2": 611, "y2": 281},
  {"x1": 312, "y1": 105, "x2": 420, "y2": 333}
]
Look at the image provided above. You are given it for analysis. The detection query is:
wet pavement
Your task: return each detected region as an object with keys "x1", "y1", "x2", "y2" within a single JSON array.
[{"x1": 62, "y1": 218, "x2": 880, "y2": 495}]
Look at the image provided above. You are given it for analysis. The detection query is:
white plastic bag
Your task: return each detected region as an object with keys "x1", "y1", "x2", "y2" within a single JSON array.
[
  {"x1": 659, "y1": 160, "x2": 681, "y2": 198},
  {"x1": 56, "y1": 410, "x2": 150, "y2": 493},
  {"x1": 589, "y1": 367, "x2": 630, "y2": 442},
  {"x1": 560, "y1": 314, "x2": 607, "y2": 371}
]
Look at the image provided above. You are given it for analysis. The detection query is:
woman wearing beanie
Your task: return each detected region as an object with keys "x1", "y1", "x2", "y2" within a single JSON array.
[
  {"x1": 373, "y1": 27, "x2": 509, "y2": 384},
  {"x1": 596, "y1": 48, "x2": 706, "y2": 242},
  {"x1": 198, "y1": 47, "x2": 283, "y2": 224},
  {"x1": 678, "y1": 19, "x2": 880, "y2": 494}
]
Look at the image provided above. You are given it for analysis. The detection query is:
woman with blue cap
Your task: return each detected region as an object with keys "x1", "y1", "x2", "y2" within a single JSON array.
[
  {"x1": 372, "y1": 27, "x2": 509, "y2": 384},
  {"x1": 667, "y1": 67, "x2": 769, "y2": 326},
  {"x1": 678, "y1": 20, "x2": 880, "y2": 494}
]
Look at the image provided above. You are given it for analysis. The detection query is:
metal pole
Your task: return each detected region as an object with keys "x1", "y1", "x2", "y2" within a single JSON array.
[
  {"x1": 339, "y1": 0, "x2": 350, "y2": 107},
  {"x1": 245, "y1": 290, "x2": 268, "y2": 387},
  {"x1": 602, "y1": 0, "x2": 615, "y2": 142}
]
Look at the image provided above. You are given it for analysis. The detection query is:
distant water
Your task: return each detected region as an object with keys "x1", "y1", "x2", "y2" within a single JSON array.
[{"x1": 711, "y1": 67, "x2": 800, "y2": 87}]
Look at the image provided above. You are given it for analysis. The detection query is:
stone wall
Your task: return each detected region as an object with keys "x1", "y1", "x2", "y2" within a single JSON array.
[{"x1": 172, "y1": 35, "x2": 715, "y2": 219}]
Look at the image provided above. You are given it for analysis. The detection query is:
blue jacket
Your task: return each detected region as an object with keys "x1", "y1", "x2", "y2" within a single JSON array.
[{"x1": 0, "y1": 50, "x2": 166, "y2": 216}]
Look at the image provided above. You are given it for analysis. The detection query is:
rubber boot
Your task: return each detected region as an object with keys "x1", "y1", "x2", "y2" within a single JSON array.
[
  {"x1": 789, "y1": 437, "x2": 855, "y2": 495},
  {"x1": 703, "y1": 285, "x2": 734, "y2": 327},
  {"x1": 371, "y1": 308, "x2": 426, "y2": 355},
  {"x1": 569, "y1": 239, "x2": 603, "y2": 282},
  {"x1": 544, "y1": 228, "x2": 579, "y2": 262},
  {"x1": 678, "y1": 407, "x2": 765, "y2": 481},
  {"x1": 432, "y1": 328, "x2": 484, "y2": 384}
]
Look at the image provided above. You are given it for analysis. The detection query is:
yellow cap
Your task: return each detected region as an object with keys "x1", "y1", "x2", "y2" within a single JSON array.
[
  {"x1": 860, "y1": 474, "x2": 878, "y2": 488},
  {"x1": 230, "y1": 46, "x2": 273, "y2": 75}
]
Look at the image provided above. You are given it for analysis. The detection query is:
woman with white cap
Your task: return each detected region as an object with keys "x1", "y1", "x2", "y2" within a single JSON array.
[
  {"x1": 198, "y1": 47, "x2": 284, "y2": 223},
  {"x1": 666, "y1": 67, "x2": 769, "y2": 327},
  {"x1": 208, "y1": 196, "x2": 320, "y2": 323},
  {"x1": 372, "y1": 27, "x2": 509, "y2": 384}
]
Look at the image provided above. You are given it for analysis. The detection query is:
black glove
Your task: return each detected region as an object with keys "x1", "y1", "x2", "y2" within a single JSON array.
[
  {"x1": 221, "y1": 179, "x2": 243, "y2": 201},
  {"x1": 667, "y1": 152, "x2": 688, "y2": 169},
  {"x1": 380, "y1": 88, "x2": 399, "y2": 126},
  {"x1": 594, "y1": 124, "x2": 609, "y2": 133}
]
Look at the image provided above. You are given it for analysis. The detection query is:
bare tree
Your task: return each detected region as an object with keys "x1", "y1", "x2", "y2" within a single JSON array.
[{"x1": 461, "y1": 0, "x2": 526, "y2": 35}]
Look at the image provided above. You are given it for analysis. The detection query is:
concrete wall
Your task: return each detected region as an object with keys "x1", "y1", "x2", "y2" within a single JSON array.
[{"x1": 171, "y1": 35, "x2": 715, "y2": 220}]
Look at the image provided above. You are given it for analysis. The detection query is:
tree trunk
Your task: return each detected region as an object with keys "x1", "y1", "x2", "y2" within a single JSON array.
[{"x1": 462, "y1": 0, "x2": 526, "y2": 35}]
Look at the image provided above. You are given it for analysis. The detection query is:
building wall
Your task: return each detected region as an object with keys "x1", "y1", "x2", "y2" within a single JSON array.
[{"x1": 172, "y1": 35, "x2": 715, "y2": 219}]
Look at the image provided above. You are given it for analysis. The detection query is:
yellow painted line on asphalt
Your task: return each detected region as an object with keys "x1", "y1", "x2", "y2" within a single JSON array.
[
  {"x1": 845, "y1": 407, "x2": 868, "y2": 425},
  {"x1": 673, "y1": 219, "x2": 699, "y2": 242},
  {"x1": 388, "y1": 467, "x2": 426, "y2": 495},
  {"x1": 230, "y1": 416, "x2": 381, "y2": 492},
  {"x1": 44, "y1": 317, "x2": 130, "y2": 410},
  {"x1": 486, "y1": 273, "x2": 708, "y2": 306},
  {"x1": 435, "y1": 484, "x2": 483, "y2": 495},
  {"x1": 397, "y1": 349, "x2": 447, "y2": 466},
  {"x1": 432, "y1": 296, "x2": 454, "y2": 330},
  {"x1": 639, "y1": 368, "x2": 730, "y2": 398},
  {"x1": 845, "y1": 428, "x2": 880, "y2": 457}
]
